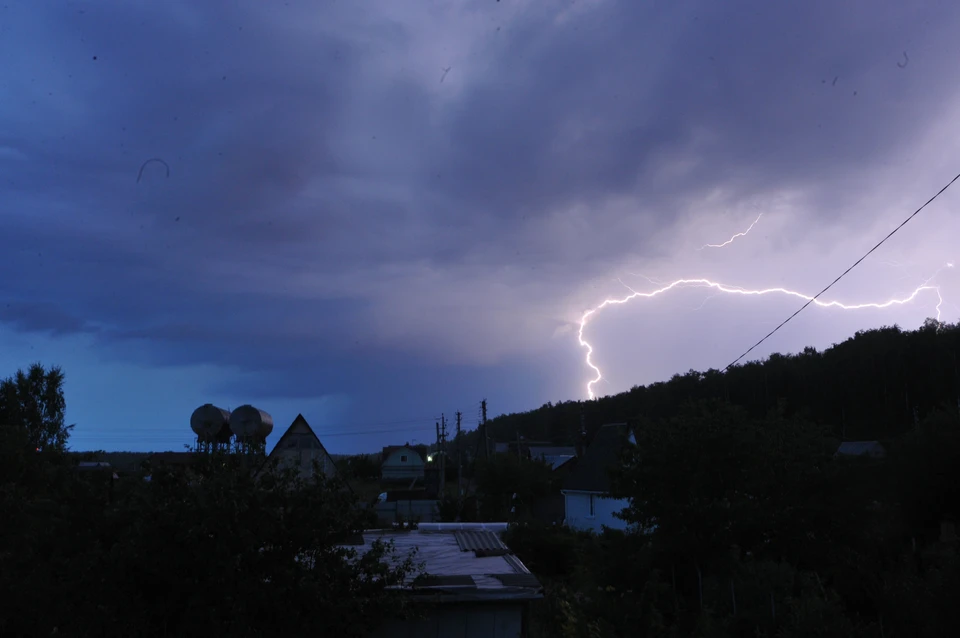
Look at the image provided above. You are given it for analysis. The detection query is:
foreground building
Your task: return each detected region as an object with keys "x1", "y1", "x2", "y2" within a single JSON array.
[{"x1": 347, "y1": 523, "x2": 542, "y2": 637}]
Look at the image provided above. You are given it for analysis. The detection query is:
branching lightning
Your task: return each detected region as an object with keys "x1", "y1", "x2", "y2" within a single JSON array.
[
  {"x1": 577, "y1": 169, "x2": 960, "y2": 400},
  {"x1": 698, "y1": 214, "x2": 763, "y2": 250},
  {"x1": 577, "y1": 277, "x2": 945, "y2": 400}
]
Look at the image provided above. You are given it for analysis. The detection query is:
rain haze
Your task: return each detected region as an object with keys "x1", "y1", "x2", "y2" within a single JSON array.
[{"x1": 2, "y1": 0, "x2": 959, "y2": 452}]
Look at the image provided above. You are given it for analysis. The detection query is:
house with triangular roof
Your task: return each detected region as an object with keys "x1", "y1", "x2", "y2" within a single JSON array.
[
  {"x1": 561, "y1": 423, "x2": 635, "y2": 533},
  {"x1": 267, "y1": 414, "x2": 338, "y2": 480}
]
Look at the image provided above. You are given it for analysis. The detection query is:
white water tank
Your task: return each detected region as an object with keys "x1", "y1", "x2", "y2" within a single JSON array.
[
  {"x1": 230, "y1": 405, "x2": 273, "y2": 441},
  {"x1": 190, "y1": 404, "x2": 231, "y2": 442}
]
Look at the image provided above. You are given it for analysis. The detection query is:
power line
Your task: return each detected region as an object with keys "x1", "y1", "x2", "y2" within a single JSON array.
[
  {"x1": 724, "y1": 170, "x2": 960, "y2": 371},
  {"x1": 72, "y1": 417, "x2": 450, "y2": 437},
  {"x1": 79, "y1": 425, "x2": 439, "y2": 441}
]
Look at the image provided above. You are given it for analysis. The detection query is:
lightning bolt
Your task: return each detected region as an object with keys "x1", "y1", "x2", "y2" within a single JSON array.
[
  {"x1": 577, "y1": 278, "x2": 945, "y2": 400},
  {"x1": 698, "y1": 214, "x2": 763, "y2": 250}
]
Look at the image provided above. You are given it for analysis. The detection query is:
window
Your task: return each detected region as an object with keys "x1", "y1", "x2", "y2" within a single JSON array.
[
  {"x1": 400, "y1": 455, "x2": 408, "y2": 462},
  {"x1": 588, "y1": 494, "x2": 596, "y2": 517}
]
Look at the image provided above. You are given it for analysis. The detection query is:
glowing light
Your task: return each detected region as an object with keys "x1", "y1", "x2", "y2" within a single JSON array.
[
  {"x1": 577, "y1": 278, "x2": 943, "y2": 400},
  {"x1": 698, "y1": 214, "x2": 763, "y2": 250}
]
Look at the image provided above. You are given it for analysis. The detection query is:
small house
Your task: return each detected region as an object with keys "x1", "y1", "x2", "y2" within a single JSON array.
[
  {"x1": 561, "y1": 423, "x2": 635, "y2": 533},
  {"x1": 346, "y1": 523, "x2": 542, "y2": 637},
  {"x1": 267, "y1": 414, "x2": 338, "y2": 480},
  {"x1": 381, "y1": 444, "x2": 426, "y2": 485}
]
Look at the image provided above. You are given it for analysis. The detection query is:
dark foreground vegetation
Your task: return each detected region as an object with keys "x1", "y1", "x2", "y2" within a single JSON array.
[
  {"x1": 2, "y1": 319, "x2": 958, "y2": 636},
  {"x1": 0, "y1": 364, "x2": 417, "y2": 637}
]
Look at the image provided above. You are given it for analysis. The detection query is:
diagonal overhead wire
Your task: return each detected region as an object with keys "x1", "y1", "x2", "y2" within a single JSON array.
[{"x1": 724, "y1": 170, "x2": 960, "y2": 371}]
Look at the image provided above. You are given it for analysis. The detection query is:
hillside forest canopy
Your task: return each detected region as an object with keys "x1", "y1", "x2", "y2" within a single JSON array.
[{"x1": 469, "y1": 318, "x2": 960, "y2": 448}]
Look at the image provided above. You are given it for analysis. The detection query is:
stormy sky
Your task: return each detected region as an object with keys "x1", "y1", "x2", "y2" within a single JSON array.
[{"x1": 2, "y1": 0, "x2": 959, "y2": 453}]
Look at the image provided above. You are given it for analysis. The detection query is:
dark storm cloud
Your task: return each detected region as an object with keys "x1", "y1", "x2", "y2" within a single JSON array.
[
  {"x1": 436, "y1": 0, "x2": 958, "y2": 242},
  {"x1": 2, "y1": 0, "x2": 959, "y2": 412},
  {"x1": 0, "y1": 302, "x2": 95, "y2": 337}
]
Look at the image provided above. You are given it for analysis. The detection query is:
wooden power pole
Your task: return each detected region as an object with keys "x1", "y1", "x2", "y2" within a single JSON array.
[
  {"x1": 481, "y1": 399, "x2": 488, "y2": 458},
  {"x1": 440, "y1": 414, "x2": 447, "y2": 496},
  {"x1": 456, "y1": 411, "x2": 462, "y2": 503}
]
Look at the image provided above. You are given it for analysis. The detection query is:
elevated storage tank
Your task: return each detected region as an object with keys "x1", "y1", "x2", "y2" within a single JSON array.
[
  {"x1": 190, "y1": 404, "x2": 231, "y2": 443},
  {"x1": 230, "y1": 404, "x2": 274, "y2": 442}
]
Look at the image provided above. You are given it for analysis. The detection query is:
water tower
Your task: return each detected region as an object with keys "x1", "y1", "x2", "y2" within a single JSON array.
[
  {"x1": 190, "y1": 404, "x2": 232, "y2": 453},
  {"x1": 230, "y1": 404, "x2": 273, "y2": 454}
]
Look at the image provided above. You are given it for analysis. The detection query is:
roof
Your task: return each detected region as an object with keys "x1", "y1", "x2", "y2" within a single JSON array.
[
  {"x1": 562, "y1": 423, "x2": 632, "y2": 494},
  {"x1": 835, "y1": 440, "x2": 886, "y2": 459},
  {"x1": 547, "y1": 455, "x2": 576, "y2": 471},
  {"x1": 381, "y1": 445, "x2": 424, "y2": 463},
  {"x1": 264, "y1": 414, "x2": 341, "y2": 482},
  {"x1": 528, "y1": 446, "x2": 576, "y2": 458},
  {"x1": 345, "y1": 523, "x2": 541, "y2": 602},
  {"x1": 268, "y1": 414, "x2": 334, "y2": 458},
  {"x1": 528, "y1": 446, "x2": 578, "y2": 471}
]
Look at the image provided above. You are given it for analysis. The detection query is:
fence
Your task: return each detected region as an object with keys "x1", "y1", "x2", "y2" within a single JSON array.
[{"x1": 374, "y1": 499, "x2": 439, "y2": 525}]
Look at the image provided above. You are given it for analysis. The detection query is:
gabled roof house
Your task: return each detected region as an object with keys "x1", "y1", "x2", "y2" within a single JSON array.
[{"x1": 266, "y1": 414, "x2": 338, "y2": 480}]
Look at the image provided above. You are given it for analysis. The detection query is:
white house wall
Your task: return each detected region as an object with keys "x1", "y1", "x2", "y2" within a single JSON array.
[{"x1": 563, "y1": 491, "x2": 630, "y2": 533}]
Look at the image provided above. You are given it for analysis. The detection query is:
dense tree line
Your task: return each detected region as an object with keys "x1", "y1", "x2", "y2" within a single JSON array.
[
  {"x1": 0, "y1": 364, "x2": 418, "y2": 637},
  {"x1": 504, "y1": 400, "x2": 960, "y2": 636},
  {"x1": 474, "y1": 319, "x2": 960, "y2": 447}
]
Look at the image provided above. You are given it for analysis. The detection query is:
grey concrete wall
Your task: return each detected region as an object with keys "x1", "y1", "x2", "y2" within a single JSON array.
[{"x1": 374, "y1": 499, "x2": 439, "y2": 524}]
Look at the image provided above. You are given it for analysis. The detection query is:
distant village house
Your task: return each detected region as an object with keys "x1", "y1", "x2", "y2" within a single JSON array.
[
  {"x1": 380, "y1": 444, "x2": 426, "y2": 485},
  {"x1": 561, "y1": 423, "x2": 636, "y2": 533}
]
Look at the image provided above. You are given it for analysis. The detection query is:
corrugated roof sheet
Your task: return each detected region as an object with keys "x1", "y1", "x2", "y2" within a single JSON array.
[
  {"x1": 453, "y1": 530, "x2": 508, "y2": 553},
  {"x1": 346, "y1": 528, "x2": 540, "y2": 594}
]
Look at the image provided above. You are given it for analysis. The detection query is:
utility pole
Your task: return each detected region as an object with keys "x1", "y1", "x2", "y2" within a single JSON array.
[
  {"x1": 481, "y1": 399, "x2": 488, "y2": 459},
  {"x1": 516, "y1": 430, "x2": 522, "y2": 462},
  {"x1": 435, "y1": 420, "x2": 441, "y2": 497},
  {"x1": 440, "y1": 414, "x2": 447, "y2": 496},
  {"x1": 456, "y1": 411, "x2": 462, "y2": 505}
]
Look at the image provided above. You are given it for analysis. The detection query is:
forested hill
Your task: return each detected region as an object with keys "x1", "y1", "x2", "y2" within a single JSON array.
[{"x1": 474, "y1": 319, "x2": 960, "y2": 449}]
